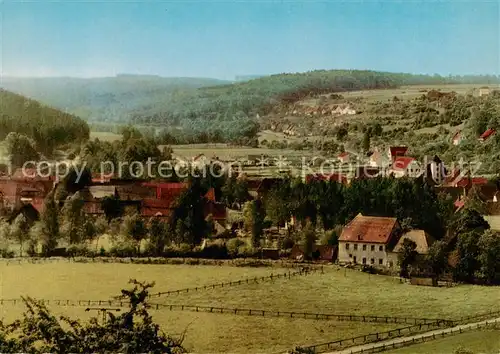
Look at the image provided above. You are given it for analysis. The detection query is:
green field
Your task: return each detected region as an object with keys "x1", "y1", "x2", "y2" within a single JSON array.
[
  {"x1": 386, "y1": 329, "x2": 500, "y2": 354},
  {"x1": 158, "y1": 267, "x2": 500, "y2": 320},
  {"x1": 1, "y1": 262, "x2": 499, "y2": 353}
]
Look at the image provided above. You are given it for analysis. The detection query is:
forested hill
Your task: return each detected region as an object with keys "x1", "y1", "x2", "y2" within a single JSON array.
[
  {"x1": 128, "y1": 70, "x2": 500, "y2": 130},
  {"x1": 0, "y1": 75, "x2": 230, "y2": 122},
  {"x1": 0, "y1": 89, "x2": 89, "y2": 154}
]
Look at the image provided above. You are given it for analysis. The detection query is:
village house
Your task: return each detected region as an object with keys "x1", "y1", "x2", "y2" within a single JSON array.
[
  {"x1": 479, "y1": 128, "x2": 496, "y2": 142},
  {"x1": 389, "y1": 156, "x2": 422, "y2": 178},
  {"x1": 337, "y1": 152, "x2": 350, "y2": 164},
  {"x1": 479, "y1": 87, "x2": 491, "y2": 97},
  {"x1": 387, "y1": 229, "x2": 433, "y2": 270},
  {"x1": 338, "y1": 213, "x2": 401, "y2": 266},
  {"x1": 368, "y1": 150, "x2": 390, "y2": 168},
  {"x1": 387, "y1": 146, "x2": 408, "y2": 162}
]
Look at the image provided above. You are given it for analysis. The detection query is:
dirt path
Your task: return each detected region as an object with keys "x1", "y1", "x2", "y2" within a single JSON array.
[{"x1": 327, "y1": 317, "x2": 500, "y2": 354}]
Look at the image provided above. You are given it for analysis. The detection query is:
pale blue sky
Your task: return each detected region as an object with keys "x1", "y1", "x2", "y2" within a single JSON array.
[{"x1": 1, "y1": 0, "x2": 499, "y2": 80}]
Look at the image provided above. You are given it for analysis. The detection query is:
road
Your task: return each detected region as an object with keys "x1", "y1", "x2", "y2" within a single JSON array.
[{"x1": 326, "y1": 317, "x2": 500, "y2": 354}]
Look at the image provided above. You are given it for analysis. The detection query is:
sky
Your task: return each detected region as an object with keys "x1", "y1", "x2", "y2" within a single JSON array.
[{"x1": 1, "y1": 0, "x2": 499, "y2": 80}]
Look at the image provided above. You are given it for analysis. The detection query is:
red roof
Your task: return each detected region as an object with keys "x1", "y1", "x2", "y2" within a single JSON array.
[
  {"x1": 340, "y1": 213, "x2": 399, "y2": 244},
  {"x1": 454, "y1": 199, "x2": 465, "y2": 211},
  {"x1": 205, "y1": 188, "x2": 216, "y2": 202},
  {"x1": 479, "y1": 128, "x2": 496, "y2": 140},
  {"x1": 456, "y1": 177, "x2": 489, "y2": 188},
  {"x1": 389, "y1": 146, "x2": 408, "y2": 159},
  {"x1": 338, "y1": 152, "x2": 349, "y2": 159},
  {"x1": 30, "y1": 198, "x2": 45, "y2": 213},
  {"x1": 141, "y1": 198, "x2": 174, "y2": 217},
  {"x1": 141, "y1": 182, "x2": 188, "y2": 200},
  {"x1": 392, "y1": 156, "x2": 416, "y2": 170}
]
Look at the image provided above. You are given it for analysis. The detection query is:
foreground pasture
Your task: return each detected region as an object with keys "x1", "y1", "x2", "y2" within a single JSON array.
[{"x1": 1, "y1": 262, "x2": 499, "y2": 353}]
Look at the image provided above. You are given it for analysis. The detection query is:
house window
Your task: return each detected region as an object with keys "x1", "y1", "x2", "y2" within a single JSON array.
[
  {"x1": 362, "y1": 245, "x2": 367, "y2": 251},
  {"x1": 345, "y1": 243, "x2": 350, "y2": 250},
  {"x1": 379, "y1": 245, "x2": 384, "y2": 251},
  {"x1": 389, "y1": 261, "x2": 394, "y2": 267},
  {"x1": 379, "y1": 259, "x2": 383, "y2": 265},
  {"x1": 370, "y1": 258, "x2": 375, "y2": 264},
  {"x1": 353, "y1": 256, "x2": 357, "y2": 263},
  {"x1": 354, "y1": 244, "x2": 358, "y2": 250},
  {"x1": 362, "y1": 257, "x2": 367, "y2": 264},
  {"x1": 371, "y1": 245, "x2": 375, "y2": 251}
]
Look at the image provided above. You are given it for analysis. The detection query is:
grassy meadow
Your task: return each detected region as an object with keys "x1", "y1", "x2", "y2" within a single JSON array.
[
  {"x1": 1, "y1": 262, "x2": 500, "y2": 352},
  {"x1": 157, "y1": 267, "x2": 500, "y2": 320},
  {"x1": 386, "y1": 328, "x2": 500, "y2": 354}
]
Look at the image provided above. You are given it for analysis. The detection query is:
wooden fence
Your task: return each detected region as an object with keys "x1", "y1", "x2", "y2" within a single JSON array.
[
  {"x1": 293, "y1": 321, "x2": 449, "y2": 353},
  {"x1": 147, "y1": 303, "x2": 451, "y2": 325},
  {"x1": 453, "y1": 309, "x2": 500, "y2": 325},
  {"x1": 335, "y1": 318, "x2": 500, "y2": 354},
  {"x1": 147, "y1": 267, "x2": 322, "y2": 298},
  {"x1": 0, "y1": 297, "x2": 450, "y2": 326}
]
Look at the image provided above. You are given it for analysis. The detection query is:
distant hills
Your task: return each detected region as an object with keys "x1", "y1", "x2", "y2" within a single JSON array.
[
  {"x1": 0, "y1": 75, "x2": 230, "y2": 122},
  {"x1": 2, "y1": 70, "x2": 500, "y2": 144}
]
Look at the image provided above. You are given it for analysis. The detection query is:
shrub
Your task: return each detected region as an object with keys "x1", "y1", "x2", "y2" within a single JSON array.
[
  {"x1": 0, "y1": 248, "x2": 15, "y2": 258},
  {"x1": 226, "y1": 238, "x2": 246, "y2": 257},
  {"x1": 66, "y1": 244, "x2": 96, "y2": 257},
  {"x1": 109, "y1": 243, "x2": 136, "y2": 257}
]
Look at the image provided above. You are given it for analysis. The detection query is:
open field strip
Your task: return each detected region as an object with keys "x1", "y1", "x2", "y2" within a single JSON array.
[
  {"x1": 160, "y1": 267, "x2": 500, "y2": 320},
  {"x1": 0, "y1": 263, "x2": 285, "y2": 300}
]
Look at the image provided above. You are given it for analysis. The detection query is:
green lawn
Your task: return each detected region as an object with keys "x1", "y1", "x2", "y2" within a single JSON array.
[
  {"x1": 159, "y1": 267, "x2": 500, "y2": 320},
  {"x1": 89, "y1": 131, "x2": 122, "y2": 142},
  {"x1": 0, "y1": 262, "x2": 281, "y2": 300},
  {"x1": 386, "y1": 329, "x2": 500, "y2": 354}
]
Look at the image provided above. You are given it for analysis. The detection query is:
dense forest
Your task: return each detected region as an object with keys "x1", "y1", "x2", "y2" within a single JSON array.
[{"x1": 0, "y1": 89, "x2": 89, "y2": 156}]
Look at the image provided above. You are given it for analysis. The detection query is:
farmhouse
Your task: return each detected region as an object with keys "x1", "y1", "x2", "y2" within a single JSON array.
[
  {"x1": 387, "y1": 146, "x2": 408, "y2": 162},
  {"x1": 337, "y1": 152, "x2": 350, "y2": 164},
  {"x1": 452, "y1": 131, "x2": 462, "y2": 146},
  {"x1": 387, "y1": 229, "x2": 433, "y2": 270},
  {"x1": 479, "y1": 87, "x2": 491, "y2": 97},
  {"x1": 338, "y1": 213, "x2": 401, "y2": 266}
]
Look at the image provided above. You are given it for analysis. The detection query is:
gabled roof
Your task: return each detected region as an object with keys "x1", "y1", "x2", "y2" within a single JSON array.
[
  {"x1": 393, "y1": 230, "x2": 433, "y2": 254},
  {"x1": 389, "y1": 146, "x2": 408, "y2": 158},
  {"x1": 339, "y1": 213, "x2": 399, "y2": 244},
  {"x1": 392, "y1": 156, "x2": 417, "y2": 170},
  {"x1": 479, "y1": 128, "x2": 496, "y2": 140},
  {"x1": 452, "y1": 131, "x2": 461, "y2": 140}
]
